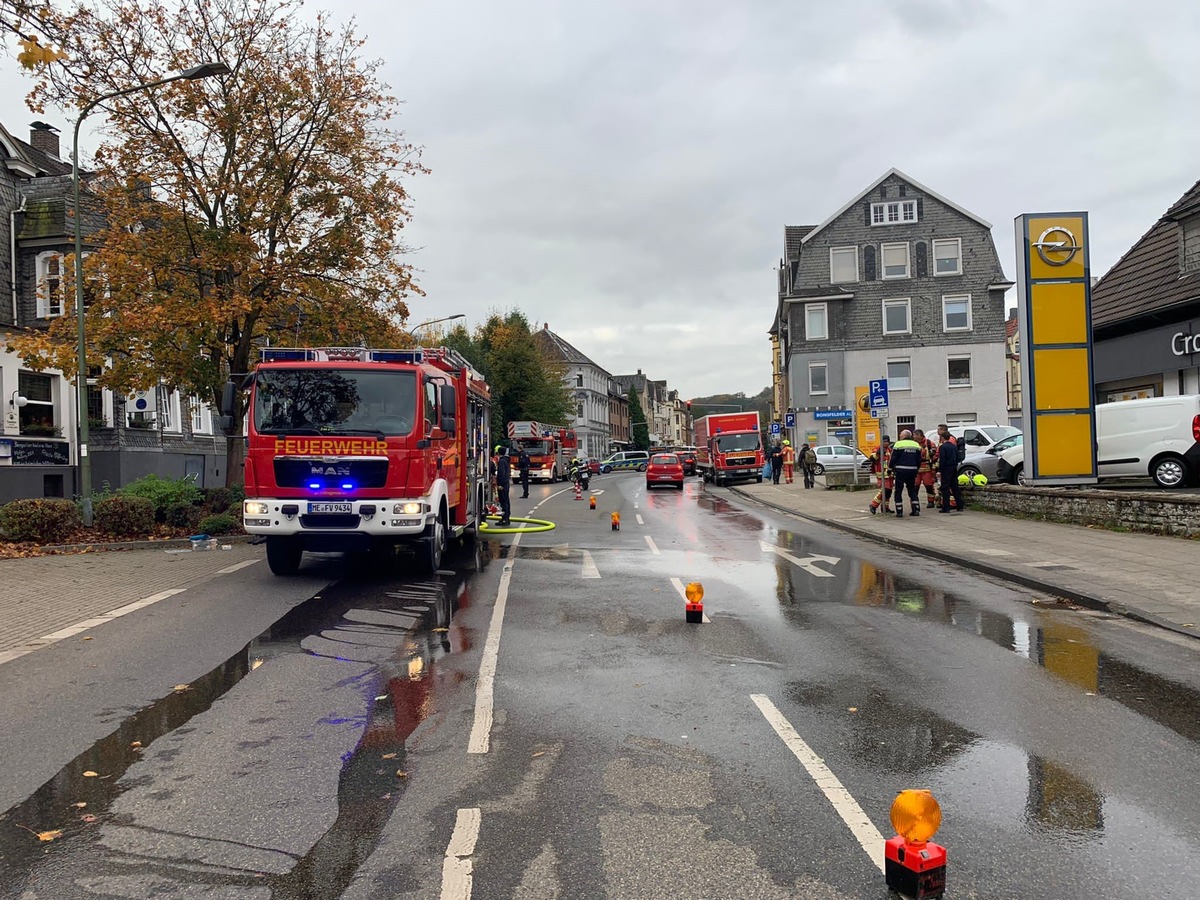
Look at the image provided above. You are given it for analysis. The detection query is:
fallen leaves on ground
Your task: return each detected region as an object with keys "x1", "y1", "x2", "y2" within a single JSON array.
[
  {"x1": 395, "y1": 770, "x2": 408, "y2": 778},
  {"x1": 381, "y1": 752, "x2": 397, "y2": 760},
  {"x1": 173, "y1": 684, "x2": 191, "y2": 692},
  {"x1": 82, "y1": 771, "x2": 99, "y2": 778},
  {"x1": 37, "y1": 830, "x2": 63, "y2": 842}
]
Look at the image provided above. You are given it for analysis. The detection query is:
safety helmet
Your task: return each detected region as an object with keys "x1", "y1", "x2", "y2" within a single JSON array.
[
  {"x1": 494, "y1": 445, "x2": 503, "y2": 453},
  {"x1": 782, "y1": 439, "x2": 790, "y2": 446}
]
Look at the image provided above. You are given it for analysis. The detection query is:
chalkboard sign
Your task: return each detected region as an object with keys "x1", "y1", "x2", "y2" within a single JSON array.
[{"x1": 12, "y1": 439, "x2": 70, "y2": 466}]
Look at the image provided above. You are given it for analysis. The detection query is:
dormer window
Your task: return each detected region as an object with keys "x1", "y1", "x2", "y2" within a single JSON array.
[
  {"x1": 1183, "y1": 214, "x2": 1200, "y2": 275},
  {"x1": 36, "y1": 251, "x2": 65, "y2": 318}
]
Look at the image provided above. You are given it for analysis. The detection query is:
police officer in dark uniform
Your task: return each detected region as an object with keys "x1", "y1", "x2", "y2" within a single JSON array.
[
  {"x1": 494, "y1": 444, "x2": 512, "y2": 526},
  {"x1": 517, "y1": 447, "x2": 531, "y2": 498}
]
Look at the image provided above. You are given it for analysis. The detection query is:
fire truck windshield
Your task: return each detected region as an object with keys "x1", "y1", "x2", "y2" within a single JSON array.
[
  {"x1": 516, "y1": 439, "x2": 554, "y2": 455},
  {"x1": 253, "y1": 369, "x2": 417, "y2": 436},
  {"x1": 715, "y1": 433, "x2": 760, "y2": 454}
]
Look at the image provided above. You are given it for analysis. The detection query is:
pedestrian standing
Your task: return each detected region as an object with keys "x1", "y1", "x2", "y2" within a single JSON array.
[
  {"x1": 517, "y1": 447, "x2": 531, "y2": 498},
  {"x1": 781, "y1": 440, "x2": 795, "y2": 484},
  {"x1": 934, "y1": 423, "x2": 962, "y2": 510},
  {"x1": 801, "y1": 443, "x2": 817, "y2": 488},
  {"x1": 494, "y1": 444, "x2": 512, "y2": 525},
  {"x1": 768, "y1": 442, "x2": 784, "y2": 484},
  {"x1": 938, "y1": 432, "x2": 964, "y2": 514},
  {"x1": 868, "y1": 437, "x2": 893, "y2": 514},
  {"x1": 889, "y1": 430, "x2": 923, "y2": 518}
]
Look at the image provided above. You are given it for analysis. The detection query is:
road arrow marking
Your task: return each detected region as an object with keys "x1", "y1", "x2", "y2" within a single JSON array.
[{"x1": 759, "y1": 541, "x2": 840, "y2": 577}]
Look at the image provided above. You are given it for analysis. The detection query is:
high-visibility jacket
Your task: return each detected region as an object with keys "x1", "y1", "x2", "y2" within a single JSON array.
[
  {"x1": 782, "y1": 446, "x2": 795, "y2": 465},
  {"x1": 888, "y1": 439, "x2": 923, "y2": 473}
]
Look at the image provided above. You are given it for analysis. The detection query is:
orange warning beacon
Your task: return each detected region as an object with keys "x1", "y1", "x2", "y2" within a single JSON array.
[{"x1": 884, "y1": 790, "x2": 946, "y2": 899}]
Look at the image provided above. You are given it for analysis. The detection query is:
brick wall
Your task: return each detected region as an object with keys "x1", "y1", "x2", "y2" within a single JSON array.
[{"x1": 971, "y1": 484, "x2": 1200, "y2": 537}]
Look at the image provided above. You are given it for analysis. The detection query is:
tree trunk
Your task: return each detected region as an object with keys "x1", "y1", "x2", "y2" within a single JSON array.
[{"x1": 225, "y1": 430, "x2": 245, "y2": 488}]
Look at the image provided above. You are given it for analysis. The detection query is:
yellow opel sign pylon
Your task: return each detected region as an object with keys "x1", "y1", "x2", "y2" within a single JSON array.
[{"x1": 1014, "y1": 212, "x2": 1098, "y2": 485}]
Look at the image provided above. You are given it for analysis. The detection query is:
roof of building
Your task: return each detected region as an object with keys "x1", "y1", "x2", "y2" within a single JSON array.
[
  {"x1": 782, "y1": 286, "x2": 856, "y2": 301},
  {"x1": 1091, "y1": 177, "x2": 1200, "y2": 330},
  {"x1": 801, "y1": 167, "x2": 992, "y2": 246},
  {"x1": 534, "y1": 325, "x2": 610, "y2": 375},
  {"x1": 1005, "y1": 312, "x2": 1018, "y2": 338},
  {"x1": 784, "y1": 225, "x2": 816, "y2": 260},
  {"x1": 0, "y1": 121, "x2": 73, "y2": 177}
]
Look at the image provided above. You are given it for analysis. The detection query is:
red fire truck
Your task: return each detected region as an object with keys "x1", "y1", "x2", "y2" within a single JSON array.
[
  {"x1": 694, "y1": 411, "x2": 764, "y2": 486},
  {"x1": 228, "y1": 347, "x2": 491, "y2": 576},
  {"x1": 506, "y1": 421, "x2": 563, "y2": 482}
]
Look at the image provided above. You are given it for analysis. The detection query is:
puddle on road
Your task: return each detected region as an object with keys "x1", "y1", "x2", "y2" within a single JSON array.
[
  {"x1": 769, "y1": 529, "x2": 1200, "y2": 748},
  {"x1": 0, "y1": 544, "x2": 489, "y2": 898}
]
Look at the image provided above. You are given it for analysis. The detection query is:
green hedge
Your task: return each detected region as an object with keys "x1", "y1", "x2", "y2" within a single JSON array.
[
  {"x1": 0, "y1": 498, "x2": 82, "y2": 543},
  {"x1": 95, "y1": 495, "x2": 156, "y2": 538},
  {"x1": 119, "y1": 475, "x2": 203, "y2": 523}
]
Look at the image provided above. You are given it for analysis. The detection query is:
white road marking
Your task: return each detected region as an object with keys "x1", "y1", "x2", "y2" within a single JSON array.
[
  {"x1": 670, "y1": 577, "x2": 711, "y2": 624},
  {"x1": 2, "y1": 588, "x2": 189, "y2": 667},
  {"x1": 635, "y1": 514, "x2": 645, "y2": 526},
  {"x1": 580, "y1": 549, "x2": 600, "y2": 579},
  {"x1": 751, "y1": 693, "x2": 885, "y2": 872},
  {"x1": 217, "y1": 558, "x2": 260, "y2": 575},
  {"x1": 440, "y1": 807, "x2": 481, "y2": 900},
  {"x1": 468, "y1": 529, "x2": 520, "y2": 754},
  {"x1": 970, "y1": 548, "x2": 1014, "y2": 557},
  {"x1": 645, "y1": 535, "x2": 660, "y2": 555},
  {"x1": 759, "y1": 541, "x2": 840, "y2": 577}
]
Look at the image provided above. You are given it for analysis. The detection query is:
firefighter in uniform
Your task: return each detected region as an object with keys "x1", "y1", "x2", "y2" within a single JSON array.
[
  {"x1": 914, "y1": 429, "x2": 938, "y2": 509},
  {"x1": 868, "y1": 436, "x2": 893, "y2": 515},
  {"x1": 781, "y1": 440, "x2": 795, "y2": 484}
]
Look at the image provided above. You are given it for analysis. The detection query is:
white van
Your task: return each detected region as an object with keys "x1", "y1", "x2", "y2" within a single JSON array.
[{"x1": 997, "y1": 395, "x2": 1200, "y2": 488}]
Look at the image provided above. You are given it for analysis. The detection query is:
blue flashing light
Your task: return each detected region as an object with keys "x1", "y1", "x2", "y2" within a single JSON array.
[
  {"x1": 370, "y1": 349, "x2": 424, "y2": 364},
  {"x1": 260, "y1": 348, "x2": 312, "y2": 362},
  {"x1": 308, "y1": 482, "x2": 322, "y2": 490},
  {"x1": 341, "y1": 482, "x2": 354, "y2": 490}
]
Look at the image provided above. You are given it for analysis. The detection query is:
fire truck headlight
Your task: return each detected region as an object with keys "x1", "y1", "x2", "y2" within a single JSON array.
[
  {"x1": 395, "y1": 502, "x2": 424, "y2": 515},
  {"x1": 244, "y1": 500, "x2": 270, "y2": 516}
]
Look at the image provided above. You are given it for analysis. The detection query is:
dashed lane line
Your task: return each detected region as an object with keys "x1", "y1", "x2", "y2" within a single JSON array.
[
  {"x1": 217, "y1": 558, "x2": 260, "y2": 575},
  {"x1": 440, "y1": 807, "x2": 481, "y2": 900},
  {"x1": 751, "y1": 693, "x2": 885, "y2": 873},
  {"x1": 645, "y1": 535, "x2": 660, "y2": 555},
  {"x1": 580, "y1": 549, "x2": 600, "y2": 579},
  {"x1": 636, "y1": 514, "x2": 645, "y2": 525}
]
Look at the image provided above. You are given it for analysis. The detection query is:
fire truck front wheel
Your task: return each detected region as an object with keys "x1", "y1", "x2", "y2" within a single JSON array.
[
  {"x1": 419, "y1": 506, "x2": 447, "y2": 574},
  {"x1": 266, "y1": 536, "x2": 302, "y2": 576}
]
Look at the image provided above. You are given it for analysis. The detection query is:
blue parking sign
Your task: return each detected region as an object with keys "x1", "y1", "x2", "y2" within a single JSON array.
[
  {"x1": 770, "y1": 422, "x2": 781, "y2": 435},
  {"x1": 785, "y1": 412, "x2": 796, "y2": 428},
  {"x1": 869, "y1": 379, "x2": 889, "y2": 409}
]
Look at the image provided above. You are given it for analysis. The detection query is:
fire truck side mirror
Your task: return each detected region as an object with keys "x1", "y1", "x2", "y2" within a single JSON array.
[
  {"x1": 439, "y1": 384, "x2": 457, "y2": 436},
  {"x1": 220, "y1": 381, "x2": 237, "y2": 417}
]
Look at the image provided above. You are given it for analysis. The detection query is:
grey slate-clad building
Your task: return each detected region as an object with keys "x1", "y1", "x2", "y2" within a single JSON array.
[
  {"x1": 776, "y1": 168, "x2": 1013, "y2": 447},
  {"x1": 1, "y1": 121, "x2": 225, "y2": 503}
]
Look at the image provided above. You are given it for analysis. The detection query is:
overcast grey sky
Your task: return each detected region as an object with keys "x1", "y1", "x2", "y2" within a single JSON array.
[{"x1": 4, "y1": 0, "x2": 1199, "y2": 397}]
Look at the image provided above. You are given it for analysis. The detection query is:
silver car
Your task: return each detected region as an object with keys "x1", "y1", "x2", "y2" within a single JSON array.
[
  {"x1": 959, "y1": 433, "x2": 1023, "y2": 483},
  {"x1": 810, "y1": 444, "x2": 871, "y2": 475}
]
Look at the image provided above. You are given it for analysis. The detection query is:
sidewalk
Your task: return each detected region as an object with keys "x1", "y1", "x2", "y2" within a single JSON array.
[
  {"x1": 729, "y1": 479, "x2": 1200, "y2": 641},
  {"x1": 0, "y1": 542, "x2": 264, "y2": 661}
]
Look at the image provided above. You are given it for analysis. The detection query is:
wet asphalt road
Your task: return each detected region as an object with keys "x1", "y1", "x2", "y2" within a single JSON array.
[{"x1": 2, "y1": 473, "x2": 1200, "y2": 898}]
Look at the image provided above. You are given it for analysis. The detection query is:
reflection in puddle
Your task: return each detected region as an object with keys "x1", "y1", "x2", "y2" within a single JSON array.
[
  {"x1": 770, "y1": 530, "x2": 1200, "y2": 747},
  {"x1": 0, "y1": 549, "x2": 484, "y2": 897}
]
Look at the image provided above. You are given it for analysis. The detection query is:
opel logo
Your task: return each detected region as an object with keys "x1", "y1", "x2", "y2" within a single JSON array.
[{"x1": 1033, "y1": 226, "x2": 1081, "y2": 267}]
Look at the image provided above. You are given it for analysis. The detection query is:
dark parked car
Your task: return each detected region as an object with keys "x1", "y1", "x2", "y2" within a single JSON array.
[{"x1": 677, "y1": 450, "x2": 697, "y2": 475}]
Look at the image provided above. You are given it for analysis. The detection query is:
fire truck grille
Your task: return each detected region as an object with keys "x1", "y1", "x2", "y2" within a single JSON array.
[{"x1": 274, "y1": 458, "x2": 389, "y2": 489}]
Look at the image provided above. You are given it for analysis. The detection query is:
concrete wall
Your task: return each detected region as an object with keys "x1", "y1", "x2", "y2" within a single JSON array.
[{"x1": 970, "y1": 483, "x2": 1200, "y2": 537}]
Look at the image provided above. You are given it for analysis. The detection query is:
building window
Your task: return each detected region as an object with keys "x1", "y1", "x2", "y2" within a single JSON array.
[
  {"x1": 191, "y1": 397, "x2": 211, "y2": 434},
  {"x1": 948, "y1": 356, "x2": 972, "y2": 387},
  {"x1": 933, "y1": 238, "x2": 962, "y2": 276},
  {"x1": 871, "y1": 200, "x2": 918, "y2": 226},
  {"x1": 829, "y1": 246, "x2": 858, "y2": 283},
  {"x1": 161, "y1": 389, "x2": 183, "y2": 432},
  {"x1": 805, "y1": 302, "x2": 828, "y2": 341},
  {"x1": 881, "y1": 243, "x2": 910, "y2": 279},
  {"x1": 887, "y1": 358, "x2": 911, "y2": 391},
  {"x1": 947, "y1": 413, "x2": 977, "y2": 425},
  {"x1": 896, "y1": 415, "x2": 916, "y2": 430},
  {"x1": 942, "y1": 294, "x2": 972, "y2": 331},
  {"x1": 576, "y1": 373, "x2": 584, "y2": 387},
  {"x1": 35, "y1": 252, "x2": 65, "y2": 318},
  {"x1": 18, "y1": 371, "x2": 57, "y2": 435},
  {"x1": 883, "y1": 298, "x2": 911, "y2": 335},
  {"x1": 809, "y1": 362, "x2": 828, "y2": 395}
]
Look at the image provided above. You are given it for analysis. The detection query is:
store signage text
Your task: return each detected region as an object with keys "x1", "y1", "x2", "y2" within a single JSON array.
[{"x1": 1171, "y1": 332, "x2": 1200, "y2": 357}]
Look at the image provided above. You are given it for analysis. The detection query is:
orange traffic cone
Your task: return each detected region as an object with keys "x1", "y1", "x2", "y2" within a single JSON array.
[{"x1": 574, "y1": 481, "x2": 582, "y2": 501}]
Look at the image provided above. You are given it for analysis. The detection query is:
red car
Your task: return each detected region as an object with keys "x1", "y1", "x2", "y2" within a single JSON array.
[{"x1": 646, "y1": 452, "x2": 685, "y2": 490}]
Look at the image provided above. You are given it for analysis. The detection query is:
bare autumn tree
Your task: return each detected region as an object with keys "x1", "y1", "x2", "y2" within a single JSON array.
[{"x1": 11, "y1": 0, "x2": 425, "y2": 484}]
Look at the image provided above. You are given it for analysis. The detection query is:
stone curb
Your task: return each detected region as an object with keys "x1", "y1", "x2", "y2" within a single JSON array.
[
  {"x1": 39, "y1": 533, "x2": 260, "y2": 554},
  {"x1": 729, "y1": 486, "x2": 1200, "y2": 644}
]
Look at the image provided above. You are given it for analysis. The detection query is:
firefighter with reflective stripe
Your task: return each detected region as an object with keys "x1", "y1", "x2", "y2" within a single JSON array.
[
  {"x1": 888, "y1": 430, "x2": 924, "y2": 518},
  {"x1": 868, "y1": 436, "x2": 893, "y2": 514},
  {"x1": 914, "y1": 428, "x2": 938, "y2": 508},
  {"x1": 781, "y1": 440, "x2": 795, "y2": 484}
]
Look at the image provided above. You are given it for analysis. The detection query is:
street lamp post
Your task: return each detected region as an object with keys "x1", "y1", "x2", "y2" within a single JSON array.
[
  {"x1": 409, "y1": 313, "x2": 465, "y2": 335},
  {"x1": 73, "y1": 62, "x2": 229, "y2": 525}
]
